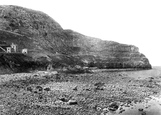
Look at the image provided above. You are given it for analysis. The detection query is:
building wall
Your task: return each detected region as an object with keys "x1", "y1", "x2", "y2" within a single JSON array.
[{"x1": 22, "y1": 49, "x2": 28, "y2": 54}]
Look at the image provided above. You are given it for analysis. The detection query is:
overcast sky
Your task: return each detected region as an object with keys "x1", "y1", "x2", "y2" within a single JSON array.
[{"x1": 1, "y1": 0, "x2": 161, "y2": 66}]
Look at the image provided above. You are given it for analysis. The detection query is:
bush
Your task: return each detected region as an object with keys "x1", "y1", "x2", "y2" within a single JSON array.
[{"x1": 64, "y1": 65, "x2": 91, "y2": 74}]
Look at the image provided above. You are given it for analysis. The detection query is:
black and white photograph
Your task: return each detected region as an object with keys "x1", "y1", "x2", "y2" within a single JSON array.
[{"x1": 0, "y1": 0, "x2": 161, "y2": 115}]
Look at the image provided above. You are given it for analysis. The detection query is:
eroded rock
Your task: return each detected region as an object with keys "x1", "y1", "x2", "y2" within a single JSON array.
[{"x1": 108, "y1": 102, "x2": 119, "y2": 111}]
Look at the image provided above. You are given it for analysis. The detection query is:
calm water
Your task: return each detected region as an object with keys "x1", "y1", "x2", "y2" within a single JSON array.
[
  {"x1": 118, "y1": 96, "x2": 161, "y2": 115},
  {"x1": 121, "y1": 66, "x2": 161, "y2": 79},
  {"x1": 109, "y1": 66, "x2": 161, "y2": 115}
]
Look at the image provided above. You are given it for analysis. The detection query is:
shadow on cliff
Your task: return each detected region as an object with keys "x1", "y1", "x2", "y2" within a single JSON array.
[{"x1": 0, "y1": 53, "x2": 48, "y2": 74}]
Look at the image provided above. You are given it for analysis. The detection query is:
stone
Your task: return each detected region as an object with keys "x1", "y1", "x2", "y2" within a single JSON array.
[
  {"x1": 73, "y1": 86, "x2": 78, "y2": 91},
  {"x1": 67, "y1": 100, "x2": 78, "y2": 105},
  {"x1": 44, "y1": 87, "x2": 51, "y2": 92},
  {"x1": 34, "y1": 91, "x2": 38, "y2": 94},
  {"x1": 94, "y1": 82, "x2": 105, "y2": 90},
  {"x1": 26, "y1": 86, "x2": 32, "y2": 92},
  {"x1": 51, "y1": 71, "x2": 58, "y2": 75},
  {"x1": 36, "y1": 86, "x2": 43, "y2": 91},
  {"x1": 59, "y1": 97, "x2": 68, "y2": 102},
  {"x1": 108, "y1": 102, "x2": 119, "y2": 111},
  {"x1": 102, "y1": 108, "x2": 109, "y2": 112},
  {"x1": 119, "y1": 109, "x2": 125, "y2": 113},
  {"x1": 141, "y1": 111, "x2": 146, "y2": 115},
  {"x1": 138, "y1": 108, "x2": 144, "y2": 111},
  {"x1": 96, "y1": 106, "x2": 102, "y2": 111},
  {"x1": 100, "y1": 112, "x2": 105, "y2": 115},
  {"x1": 55, "y1": 100, "x2": 63, "y2": 105}
]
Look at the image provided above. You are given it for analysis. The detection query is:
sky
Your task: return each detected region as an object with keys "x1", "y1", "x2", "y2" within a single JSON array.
[{"x1": 1, "y1": 0, "x2": 161, "y2": 66}]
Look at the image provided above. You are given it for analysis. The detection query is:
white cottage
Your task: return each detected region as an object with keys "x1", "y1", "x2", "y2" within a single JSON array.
[
  {"x1": 6, "y1": 47, "x2": 11, "y2": 53},
  {"x1": 22, "y1": 48, "x2": 28, "y2": 54}
]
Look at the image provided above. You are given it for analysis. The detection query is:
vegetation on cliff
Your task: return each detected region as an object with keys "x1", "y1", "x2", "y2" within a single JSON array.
[{"x1": 0, "y1": 5, "x2": 152, "y2": 73}]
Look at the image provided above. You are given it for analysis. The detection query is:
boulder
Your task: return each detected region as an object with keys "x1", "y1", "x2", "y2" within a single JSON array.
[
  {"x1": 108, "y1": 102, "x2": 119, "y2": 111},
  {"x1": 43, "y1": 87, "x2": 51, "y2": 92},
  {"x1": 67, "y1": 99, "x2": 78, "y2": 105}
]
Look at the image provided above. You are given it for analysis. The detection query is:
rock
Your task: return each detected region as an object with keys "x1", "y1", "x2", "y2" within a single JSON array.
[
  {"x1": 85, "y1": 88, "x2": 91, "y2": 91},
  {"x1": 150, "y1": 77, "x2": 154, "y2": 79},
  {"x1": 73, "y1": 86, "x2": 78, "y2": 91},
  {"x1": 100, "y1": 112, "x2": 105, "y2": 115},
  {"x1": 119, "y1": 74, "x2": 122, "y2": 76},
  {"x1": 46, "y1": 71, "x2": 58, "y2": 76},
  {"x1": 55, "y1": 100, "x2": 63, "y2": 105},
  {"x1": 141, "y1": 111, "x2": 146, "y2": 115},
  {"x1": 94, "y1": 82, "x2": 105, "y2": 87},
  {"x1": 119, "y1": 109, "x2": 125, "y2": 113},
  {"x1": 33, "y1": 74, "x2": 39, "y2": 77},
  {"x1": 38, "y1": 95, "x2": 43, "y2": 100},
  {"x1": 138, "y1": 108, "x2": 144, "y2": 111},
  {"x1": 44, "y1": 87, "x2": 51, "y2": 92},
  {"x1": 59, "y1": 97, "x2": 68, "y2": 102},
  {"x1": 108, "y1": 102, "x2": 119, "y2": 111},
  {"x1": 102, "y1": 108, "x2": 109, "y2": 112},
  {"x1": 36, "y1": 86, "x2": 43, "y2": 91},
  {"x1": 33, "y1": 91, "x2": 38, "y2": 94},
  {"x1": 96, "y1": 106, "x2": 102, "y2": 111},
  {"x1": 26, "y1": 86, "x2": 32, "y2": 92},
  {"x1": 94, "y1": 82, "x2": 105, "y2": 90},
  {"x1": 119, "y1": 107, "x2": 123, "y2": 110},
  {"x1": 51, "y1": 71, "x2": 58, "y2": 75},
  {"x1": 67, "y1": 100, "x2": 78, "y2": 105},
  {"x1": 0, "y1": 105, "x2": 6, "y2": 113},
  {"x1": 146, "y1": 85, "x2": 153, "y2": 88}
]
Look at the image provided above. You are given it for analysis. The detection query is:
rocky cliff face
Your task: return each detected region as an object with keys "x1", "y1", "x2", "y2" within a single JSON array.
[
  {"x1": 61, "y1": 30, "x2": 151, "y2": 69},
  {"x1": 0, "y1": 5, "x2": 151, "y2": 72}
]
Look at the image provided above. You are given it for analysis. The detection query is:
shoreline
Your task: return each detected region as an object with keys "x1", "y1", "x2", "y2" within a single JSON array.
[{"x1": 0, "y1": 67, "x2": 161, "y2": 114}]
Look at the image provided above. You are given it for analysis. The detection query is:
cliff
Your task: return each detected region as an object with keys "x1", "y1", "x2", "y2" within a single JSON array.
[
  {"x1": 63, "y1": 30, "x2": 151, "y2": 69},
  {"x1": 0, "y1": 5, "x2": 151, "y2": 73}
]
